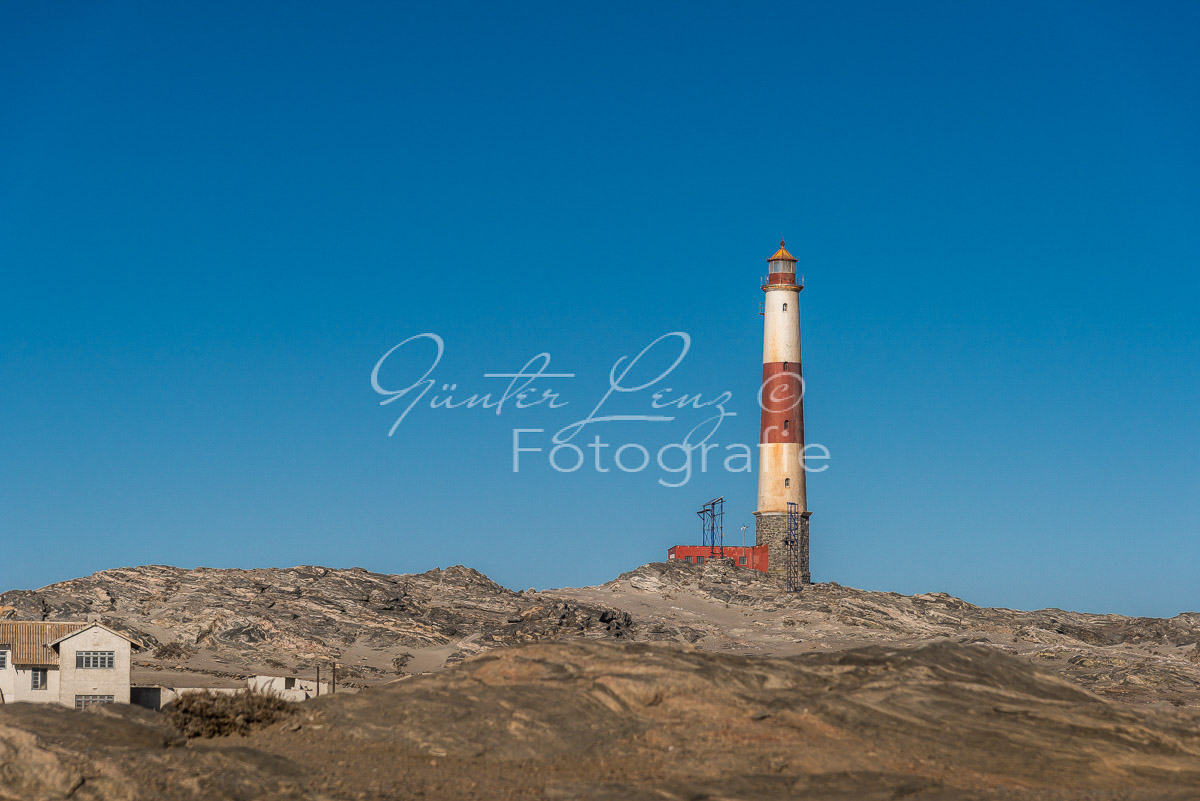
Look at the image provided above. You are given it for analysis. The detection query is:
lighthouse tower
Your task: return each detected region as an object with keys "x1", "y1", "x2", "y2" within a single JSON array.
[{"x1": 755, "y1": 240, "x2": 811, "y2": 585}]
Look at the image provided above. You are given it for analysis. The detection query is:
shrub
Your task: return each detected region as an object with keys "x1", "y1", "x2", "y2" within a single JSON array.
[{"x1": 167, "y1": 689, "x2": 293, "y2": 738}]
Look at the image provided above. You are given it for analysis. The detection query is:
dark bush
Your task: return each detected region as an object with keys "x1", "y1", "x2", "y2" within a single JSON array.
[{"x1": 167, "y1": 689, "x2": 293, "y2": 738}]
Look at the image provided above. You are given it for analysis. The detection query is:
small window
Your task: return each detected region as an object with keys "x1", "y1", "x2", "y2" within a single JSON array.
[
  {"x1": 31, "y1": 669, "x2": 48, "y2": 690},
  {"x1": 284, "y1": 677, "x2": 296, "y2": 690},
  {"x1": 0, "y1": 650, "x2": 7, "y2": 670},
  {"x1": 738, "y1": 556, "x2": 747, "y2": 565},
  {"x1": 783, "y1": 420, "x2": 790, "y2": 431},
  {"x1": 784, "y1": 477, "x2": 791, "y2": 487},
  {"x1": 697, "y1": 556, "x2": 705, "y2": 564},
  {"x1": 75, "y1": 694, "x2": 114, "y2": 710},
  {"x1": 77, "y1": 651, "x2": 115, "y2": 669},
  {"x1": 782, "y1": 303, "x2": 788, "y2": 312},
  {"x1": 783, "y1": 361, "x2": 789, "y2": 370}
]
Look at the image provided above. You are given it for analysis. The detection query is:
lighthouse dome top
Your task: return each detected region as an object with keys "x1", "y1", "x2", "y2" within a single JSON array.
[{"x1": 766, "y1": 240, "x2": 797, "y2": 263}]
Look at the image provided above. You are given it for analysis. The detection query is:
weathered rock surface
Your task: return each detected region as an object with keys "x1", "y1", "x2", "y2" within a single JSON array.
[
  {"x1": 551, "y1": 559, "x2": 1200, "y2": 706},
  {"x1": 3, "y1": 640, "x2": 1200, "y2": 799},
  {"x1": 296, "y1": 639, "x2": 1200, "y2": 799},
  {"x1": 3, "y1": 559, "x2": 1199, "y2": 707},
  {"x1": 0, "y1": 702, "x2": 306, "y2": 800},
  {"x1": 0, "y1": 565, "x2": 674, "y2": 684}
]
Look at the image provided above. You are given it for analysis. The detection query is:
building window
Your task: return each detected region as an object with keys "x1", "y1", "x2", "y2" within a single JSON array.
[
  {"x1": 284, "y1": 677, "x2": 296, "y2": 690},
  {"x1": 0, "y1": 650, "x2": 7, "y2": 670},
  {"x1": 697, "y1": 556, "x2": 705, "y2": 564},
  {"x1": 783, "y1": 420, "x2": 789, "y2": 431},
  {"x1": 738, "y1": 556, "x2": 747, "y2": 565},
  {"x1": 77, "y1": 651, "x2": 115, "y2": 669},
  {"x1": 783, "y1": 361, "x2": 789, "y2": 370},
  {"x1": 784, "y1": 477, "x2": 790, "y2": 487},
  {"x1": 31, "y1": 669, "x2": 48, "y2": 690},
  {"x1": 75, "y1": 695, "x2": 114, "y2": 710}
]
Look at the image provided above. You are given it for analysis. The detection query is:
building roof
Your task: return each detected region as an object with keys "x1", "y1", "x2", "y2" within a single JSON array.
[
  {"x1": 766, "y1": 240, "x2": 797, "y2": 263},
  {"x1": 0, "y1": 621, "x2": 88, "y2": 667},
  {"x1": 46, "y1": 622, "x2": 143, "y2": 650},
  {"x1": 669, "y1": 544, "x2": 764, "y2": 552}
]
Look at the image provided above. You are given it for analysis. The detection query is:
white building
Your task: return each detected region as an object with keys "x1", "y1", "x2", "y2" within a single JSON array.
[
  {"x1": 130, "y1": 676, "x2": 340, "y2": 710},
  {"x1": 0, "y1": 621, "x2": 141, "y2": 709},
  {"x1": 247, "y1": 674, "x2": 333, "y2": 701}
]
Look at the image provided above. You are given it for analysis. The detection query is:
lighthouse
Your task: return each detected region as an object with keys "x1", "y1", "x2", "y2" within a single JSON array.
[{"x1": 755, "y1": 240, "x2": 811, "y2": 586}]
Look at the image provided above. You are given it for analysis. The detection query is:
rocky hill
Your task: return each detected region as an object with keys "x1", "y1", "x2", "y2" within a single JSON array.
[
  {"x1": 2, "y1": 559, "x2": 1199, "y2": 705},
  {"x1": 0, "y1": 564, "x2": 661, "y2": 686},
  {"x1": 3, "y1": 639, "x2": 1200, "y2": 800},
  {"x1": 551, "y1": 559, "x2": 1200, "y2": 707},
  {"x1": 3, "y1": 560, "x2": 1200, "y2": 799}
]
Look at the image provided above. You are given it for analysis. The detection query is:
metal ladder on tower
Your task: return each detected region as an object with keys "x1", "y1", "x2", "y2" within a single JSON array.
[{"x1": 785, "y1": 501, "x2": 801, "y2": 592}]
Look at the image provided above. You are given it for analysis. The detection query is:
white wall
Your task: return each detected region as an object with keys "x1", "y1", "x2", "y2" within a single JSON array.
[
  {"x1": 0, "y1": 649, "x2": 12, "y2": 703},
  {"x1": 761, "y1": 287, "x2": 802, "y2": 363},
  {"x1": 157, "y1": 686, "x2": 240, "y2": 707},
  {"x1": 56, "y1": 627, "x2": 132, "y2": 707},
  {"x1": 757, "y1": 442, "x2": 804, "y2": 511},
  {"x1": 247, "y1": 675, "x2": 332, "y2": 700},
  {"x1": 5, "y1": 665, "x2": 60, "y2": 704}
]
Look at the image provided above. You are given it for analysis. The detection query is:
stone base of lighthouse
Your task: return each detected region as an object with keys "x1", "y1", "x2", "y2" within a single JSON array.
[{"x1": 754, "y1": 511, "x2": 811, "y2": 585}]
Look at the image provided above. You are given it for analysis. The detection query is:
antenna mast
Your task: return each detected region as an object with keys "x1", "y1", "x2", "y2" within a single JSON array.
[{"x1": 697, "y1": 497, "x2": 725, "y2": 559}]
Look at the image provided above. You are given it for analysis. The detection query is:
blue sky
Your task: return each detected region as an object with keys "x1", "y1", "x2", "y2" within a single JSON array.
[{"x1": 2, "y1": 2, "x2": 1197, "y2": 616}]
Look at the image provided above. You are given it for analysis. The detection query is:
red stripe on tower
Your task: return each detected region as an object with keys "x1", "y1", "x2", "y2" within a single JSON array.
[{"x1": 759, "y1": 362, "x2": 804, "y2": 443}]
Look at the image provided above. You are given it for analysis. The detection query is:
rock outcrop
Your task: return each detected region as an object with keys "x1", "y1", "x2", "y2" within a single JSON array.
[
  {"x1": 3, "y1": 639, "x2": 1200, "y2": 800},
  {"x1": 0, "y1": 702, "x2": 304, "y2": 800},
  {"x1": 0, "y1": 565, "x2": 675, "y2": 683},
  {"x1": 551, "y1": 559, "x2": 1200, "y2": 706},
  {"x1": 2, "y1": 559, "x2": 1198, "y2": 707}
]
